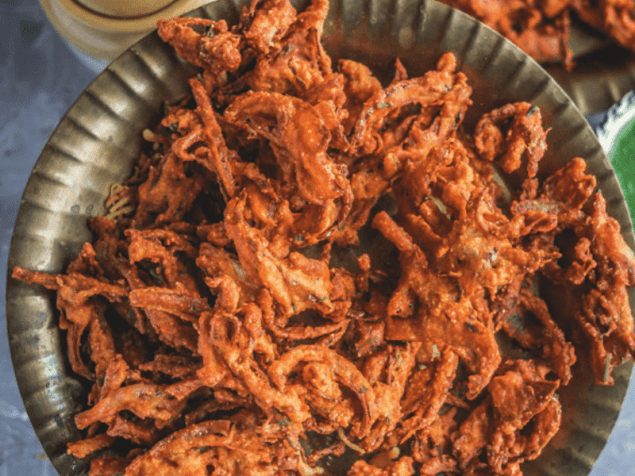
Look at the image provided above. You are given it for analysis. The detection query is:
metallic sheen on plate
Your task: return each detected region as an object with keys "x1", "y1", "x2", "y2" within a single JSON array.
[{"x1": 6, "y1": 1, "x2": 635, "y2": 475}]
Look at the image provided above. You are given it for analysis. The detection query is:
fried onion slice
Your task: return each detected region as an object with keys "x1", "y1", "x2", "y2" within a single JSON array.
[{"x1": 11, "y1": 2, "x2": 635, "y2": 475}]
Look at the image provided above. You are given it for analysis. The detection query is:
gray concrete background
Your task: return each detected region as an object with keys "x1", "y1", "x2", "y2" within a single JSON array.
[{"x1": 0, "y1": 1, "x2": 633, "y2": 475}]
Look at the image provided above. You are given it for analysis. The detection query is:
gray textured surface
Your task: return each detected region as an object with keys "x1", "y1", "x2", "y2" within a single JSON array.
[
  {"x1": 0, "y1": 1, "x2": 95, "y2": 474},
  {"x1": 0, "y1": 1, "x2": 634, "y2": 475}
]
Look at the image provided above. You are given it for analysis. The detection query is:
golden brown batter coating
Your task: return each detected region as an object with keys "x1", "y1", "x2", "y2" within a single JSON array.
[
  {"x1": 439, "y1": 0, "x2": 635, "y2": 70},
  {"x1": 12, "y1": 1, "x2": 635, "y2": 475}
]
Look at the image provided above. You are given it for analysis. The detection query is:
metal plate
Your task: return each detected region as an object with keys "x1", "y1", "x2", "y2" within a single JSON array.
[
  {"x1": 546, "y1": 44, "x2": 635, "y2": 117},
  {"x1": 430, "y1": 6, "x2": 635, "y2": 116},
  {"x1": 6, "y1": 0, "x2": 635, "y2": 475},
  {"x1": 558, "y1": 15, "x2": 635, "y2": 116}
]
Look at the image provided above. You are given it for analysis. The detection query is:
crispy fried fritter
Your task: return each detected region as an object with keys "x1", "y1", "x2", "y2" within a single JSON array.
[
  {"x1": 11, "y1": 0, "x2": 635, "y2": 475},
  {"x1": 439, "y1": 0, "x2": 635, "y2": 70}
]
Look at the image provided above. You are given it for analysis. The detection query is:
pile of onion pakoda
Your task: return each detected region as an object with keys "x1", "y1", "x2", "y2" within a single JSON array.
[
  {"x1": 13, "y1": 0, "x2": 635, "y2": 475},
  {"x1": 439, "y1": 0, "x2": 635, "y2": 70}
]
